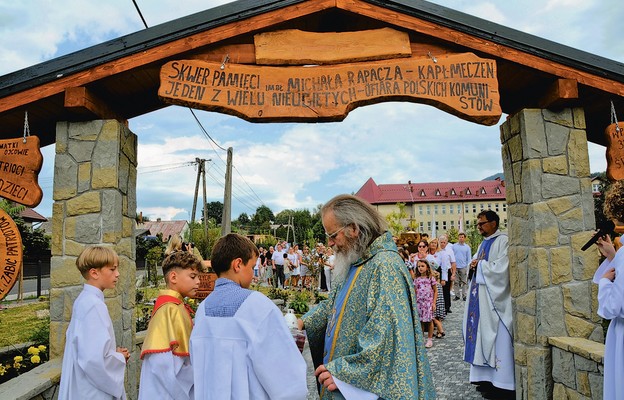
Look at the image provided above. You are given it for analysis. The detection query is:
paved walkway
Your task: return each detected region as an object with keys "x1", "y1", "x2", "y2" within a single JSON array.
[{"x1": 303, "y1": 297, "x2": 484, "y2": 399}]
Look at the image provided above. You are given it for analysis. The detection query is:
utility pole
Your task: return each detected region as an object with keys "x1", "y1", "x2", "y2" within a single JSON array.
[
  {"x1": 191, "y1": 158, "x2": 210, "y2": 239},
  {"x1": 221, "y1": 147, "x2": 233, "y2": 235}
]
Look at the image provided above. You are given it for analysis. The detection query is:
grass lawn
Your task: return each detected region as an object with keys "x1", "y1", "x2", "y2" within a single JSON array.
[{"x1": 0, "y1": 301, "x2": 49, "y2": 347}]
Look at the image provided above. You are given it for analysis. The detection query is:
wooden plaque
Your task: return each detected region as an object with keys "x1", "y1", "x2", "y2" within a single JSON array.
[
  {"x1": 159, "y1": 53, "x2": 502, "y2": 126},
  {"x1": 0, "y1": 136, "x2": 43, "y2": 207},
  {"x1": 0, "y1": 210, "x2": 23, "y2": 301},
  {"x1": 254, "y1": 28, "x2": 412, "y2": 65},
  {"x1": 605, "y1": 122, "x2": 624, "y2": 181},
  {"x1": 194, "y1": 271, "x2": 217, "y2": 301}
]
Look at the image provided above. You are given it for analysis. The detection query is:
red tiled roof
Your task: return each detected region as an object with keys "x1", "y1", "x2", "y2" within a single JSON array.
[
  {"x1": 356, "y1": 178, "x2": 506, "y2": 204},
  {"x1": 140, "y1": 220, "x2": 188, "y2": 242}
]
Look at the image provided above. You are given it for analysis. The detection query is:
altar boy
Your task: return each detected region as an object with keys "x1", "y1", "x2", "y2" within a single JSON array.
[
  {"x1": 139, "y1": 251, "x2": 201, "y2": 400},
  {"x1": 190, "y1": 233, "x2": 308, "y2": 399},
  {"x1": 59, "y1": 246, "x2": 129, "y2": 400}
]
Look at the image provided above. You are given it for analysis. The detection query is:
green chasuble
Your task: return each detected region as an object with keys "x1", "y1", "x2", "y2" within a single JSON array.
[{"x1": 302, "y1": 232, "x2": 436, "y2": 399}]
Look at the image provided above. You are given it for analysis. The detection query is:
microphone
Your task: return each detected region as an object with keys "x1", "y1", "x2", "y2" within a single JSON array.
[{"x1": 581, "y1": 220, "x2": 615, "y2": 251}]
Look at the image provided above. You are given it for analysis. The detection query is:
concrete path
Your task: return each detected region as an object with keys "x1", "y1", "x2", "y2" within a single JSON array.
[{"x1": 303, "y1": 298, "x2": 484, "y2": 399}]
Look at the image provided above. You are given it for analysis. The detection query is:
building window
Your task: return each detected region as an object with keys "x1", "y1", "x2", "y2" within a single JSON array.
[
  {"x1": 451, "y1": 188, "x2": 456, "y2": 195},
  {"x1": 495, "y1": 203, "x2": 500, "y2": 212},
  {"x1": 434, "y1": 205, "x2": 439, "y2": 214},
  {"x1": 427, "y1": 222, "x2": 431, "y2": 230},
  {"x1": 466, "y1": 188, "x2": 471, "y2": 195},
  {"x1": 472, "y1": 204, "x2": 476, "y2": 213},
  {"x1": 465, "y1": 205, "x2": 469, "y2": 213},
  {"x1": 449, "y1": 205, "x2": 454, "y2": 214},
  {"x1": 504, "y1": 218, "x2": 508, "y2": 227},
  {"x1": 419, "y1": 222, "x2": 424, "y2": 231},
  {"x1": 496, "y1": 186, "x2": 501, "y2": 194},
  {"x1": 442, "y1": 205, "x2": 446, "y2": 214},
  {"x1": 480, "y1": 203, "x2": 485, "y2": 210},
  {"x1": 503, "y1": 203, "x2": 507, "y2": 212},
  {"x1": 419, "y1": 205, "x2": 423, "y2": 215},
  {"x1": 466, "y1": 220, "x2": 471, "y2": 228},
  {"x1": 442, "y1": 221, "x2": 447, "y2": 230},
  {"x1": 435, "y1": 189, "x2": 441, "y2": 196},
  {"x1": 420, "y1": 189, "x2": 426, "y2": 197},
  {"x1": 427, "y1": 205, "x2": 431, "y2": 215},
  {"x1": 450, "y1": 220, "x2": 455, "y2": 228},
  {"x1": 457, "y1": 205, "x2": 461, "y2": 214}
]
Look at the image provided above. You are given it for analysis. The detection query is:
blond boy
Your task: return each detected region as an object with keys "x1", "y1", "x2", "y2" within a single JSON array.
[
  {"x1": 139, "y1": 251, "x2": 201, "y2": 400},
  {"x1": 59, "y1": 246, "x2": 129, "y2": 400}
]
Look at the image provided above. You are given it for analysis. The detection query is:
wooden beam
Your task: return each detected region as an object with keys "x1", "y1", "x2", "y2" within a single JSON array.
[
  {"x1": 0, "y1": 0, "x2": 338, "y2": 113},
  {"x1": 64, "y1": 86, "x2": 124, "y2": 120},
  {"x1": 335, "y1": 0, "x2": 624, "y2": 97},
  {"x1": 254, "y1": 28, "x2": 411, "y2": 65},
  {"x1": 537, "y1": 79, "x2": 579, "y2": 109}
]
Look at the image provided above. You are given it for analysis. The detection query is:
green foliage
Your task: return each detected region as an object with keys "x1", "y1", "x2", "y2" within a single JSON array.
[
  {"x1": 314, "y1": 289, "x2": 328, "y2": 304},
  {"x1": 267, "y1": 287, "x2": 290, "y2": 302},
  {"x1": 237, "y1": 212, "x2": 250, "y2": 225},
  {"x1": 136, "y1": 235, "x2": 164, "y2": 261},
  {"x1": 28, "y1": 318, "x2": 49, "y2": 344},
  {"x1": 0, "y1": 199, "x2": 50, "y2": 256},
  {"x1": 203, "y1": 201, "x2": 224, "y2": 225},
  {"x1": 146, "y1": 246, "x2": 164, "y2": 286},
  {"x1": 288, "y1": 290, "x2": 311, "y2": 314},
  {"x1": 386, "y1": 202, "x2": 408, "y2": 236},
  {"x1": 446, "y1": 227, "x2": 459, "y2": 243}
]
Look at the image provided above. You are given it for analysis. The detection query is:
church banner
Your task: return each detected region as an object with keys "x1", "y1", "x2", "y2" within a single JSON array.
[
  {"x1": 0, "y1": 136, "x2": 44, "y2": 207},
  {"x1": 158, "y1": 53, "x2": 502, "y2": 125}
]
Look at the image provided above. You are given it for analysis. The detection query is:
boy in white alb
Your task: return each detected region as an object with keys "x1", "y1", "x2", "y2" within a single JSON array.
[
  {"x1": 190, "y1": 233, "x2": 308, "y2": 400},
  {"x1": 139, "y1": 251, "x2": 202, "y2": 400},
  {"x1": 59, "y1": 246, "x2": 129, "y2": 400}
]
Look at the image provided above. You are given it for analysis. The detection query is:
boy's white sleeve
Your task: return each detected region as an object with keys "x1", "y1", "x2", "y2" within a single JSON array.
[
  {"x1": 250, "y1": 306, "x2": 308, "y2": 400},
  {"x1": 139, "y1": 353, "x2": 193, "y2": 400},
  {"x1": 75, "y1": 303, "x2": 126, "y2": 398}
]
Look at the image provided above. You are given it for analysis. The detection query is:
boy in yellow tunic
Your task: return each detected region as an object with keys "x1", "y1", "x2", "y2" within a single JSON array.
[{"x1": 139, "y1": 251, "x2": 202, "y2": 400}]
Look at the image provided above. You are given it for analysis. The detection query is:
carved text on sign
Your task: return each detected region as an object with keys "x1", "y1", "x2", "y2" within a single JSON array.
[
  {"x1": 0, "y1": 210, "x2": 23, "y2": 301},
  {"x1": 0, "y1": 136, "x2": 43, "y2": 207},
  {"x1": 606, "y1": 122, "x2": 624, "y2": 181},
  {"x1": 158, "y1": 53, "x2": 502, "y2": 126}
]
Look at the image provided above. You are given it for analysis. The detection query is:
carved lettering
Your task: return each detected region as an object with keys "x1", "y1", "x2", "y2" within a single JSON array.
[{"x1": 159, "y1": 53, "x2": 501, "y2": 125}]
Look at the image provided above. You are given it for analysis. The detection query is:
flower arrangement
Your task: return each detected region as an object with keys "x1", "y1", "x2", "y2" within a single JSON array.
[{"x1": 0, "y1": 345, "x2": 48, "y2": 383}]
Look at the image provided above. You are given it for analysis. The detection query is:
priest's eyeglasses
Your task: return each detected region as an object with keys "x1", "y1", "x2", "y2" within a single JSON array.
[
  {"x1": 477, "y1": 220, "x2": 493, "y2": 227},
  {"x1": 325, "y1": 226, "x2": 346, "y2": 240}
]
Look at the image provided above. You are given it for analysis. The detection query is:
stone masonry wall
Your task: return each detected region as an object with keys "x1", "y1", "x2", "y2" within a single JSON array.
[
  {"x1": 500, "y1": 108, "x2": 601, "y2": 400},
  {"x1": 50, "y1": 120, "x2": 138, "y2": 398}
]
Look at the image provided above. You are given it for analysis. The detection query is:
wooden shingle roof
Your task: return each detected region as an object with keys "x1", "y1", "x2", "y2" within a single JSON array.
[{"x1": 1, "y1": 0, "x2": 622, "y2": 146}]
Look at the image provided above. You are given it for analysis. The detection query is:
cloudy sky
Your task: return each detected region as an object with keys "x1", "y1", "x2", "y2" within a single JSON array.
[{"x1": 1, "y1": 0, "x2": 622, "y2": 221}]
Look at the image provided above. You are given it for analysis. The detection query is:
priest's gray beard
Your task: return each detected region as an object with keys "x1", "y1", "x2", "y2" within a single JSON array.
[{"x1": 332, "y1": 235, "x2": 365, "y2": 285}]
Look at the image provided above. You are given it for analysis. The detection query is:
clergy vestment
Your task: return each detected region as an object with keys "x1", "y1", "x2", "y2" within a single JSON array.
[
  {"x1": 59, "y1": 284, "x2": 127, "y2": 400},
  {"x1": 302, "y1": 232, "x2": 436, "y2": 400},
  {"x1": 593, "y1": 245, "x2": 624, "y2": 400},
  {"x1": 190, "y1": 278, "x2": 307, "y2": 400},
  {"x1": 139, "y1": 289, "x2": 194, "y2": 400},
  {"x1": 462, "y1": 230, "x2": 515, "y2": 390}
]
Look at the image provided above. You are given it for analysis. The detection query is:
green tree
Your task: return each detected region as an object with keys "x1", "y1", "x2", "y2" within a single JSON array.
[
  {"x1": 237, "y1": 212, "x2": 250, "y2": 226},
  {"x1": 466, "y1": 220, "x2": 484, "y2": 254},
  {"x1": 204, "y1": 201, "x2": 224, "y2": 224},
  {"x1": 385, "y1": 203, "x2": 408, "y2": 236},
  {"x1": 0, "y1": 200, "x2": 50, "y2": 257},
  {"x1": 593, "y1": 172, "x2": 611, "y2": 228},
  {"x1": 446, "y1": 227, "x2": 459, "y2": 243},
  {"x1": 251, "y1": 205, "x2": 275, "y2": 234}
]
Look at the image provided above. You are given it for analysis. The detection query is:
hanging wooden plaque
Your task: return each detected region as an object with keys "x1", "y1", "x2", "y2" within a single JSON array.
[
  {"x1": 605, "y1": 122, "x2": 624, "y2": 181},
  {"x1": 0, "y1": 209, "x2": 23, "y2": 301},
  {"x1": 0, "y1": 136, "x2": 43, "y2": 207},
  {"x1": 158, "y1": 52, "x2": 502, "y2": 126}
]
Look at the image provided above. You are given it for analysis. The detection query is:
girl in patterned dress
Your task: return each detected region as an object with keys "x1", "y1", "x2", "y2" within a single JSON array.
[{"x1": 414, "y1": 259, "x2": 438, "y2": 348}]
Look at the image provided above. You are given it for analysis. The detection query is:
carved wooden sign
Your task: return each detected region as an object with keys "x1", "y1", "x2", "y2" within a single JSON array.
[
  {"x1": 159, "y1": 53, "x2": 501, "y2": 125},
  {"x1": 0, "y1": 209, "x2": 23, "y2": 301},
  {"x1": 0, "y1": 136, "x2": 43, "y2": 207},
  {"x1": 605, "y1": 123, "x2": 624, "y2": 181}
]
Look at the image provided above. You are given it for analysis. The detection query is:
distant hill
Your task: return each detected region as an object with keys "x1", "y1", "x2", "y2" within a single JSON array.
[{"x1": 483, "y1": 172, "x2": 505, "y2": 181}]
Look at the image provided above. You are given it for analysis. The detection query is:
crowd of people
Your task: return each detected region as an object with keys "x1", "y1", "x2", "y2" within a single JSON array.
[
  {"x1": 253, "y1": 241, "x2": 336, "y2": 292},
  {"x1": 57, "y1": 183, "x2": 624, "y2": 399}
]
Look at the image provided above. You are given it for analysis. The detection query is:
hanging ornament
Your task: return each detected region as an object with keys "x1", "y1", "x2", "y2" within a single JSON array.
[
  {"x1": 605, "y1": 101, "x2": 624, "y2": 181},
  {"x1": 0, "y1": 111, "x2": 44, "y2": 207}
]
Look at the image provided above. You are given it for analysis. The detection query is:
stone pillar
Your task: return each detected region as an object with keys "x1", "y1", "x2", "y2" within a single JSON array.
[
  {"x1": 50, "y1": 120, "x2": 138, "y2": 397},
  {"x1": 501, "y1": 108, "x2": 602, "y2": 399}
]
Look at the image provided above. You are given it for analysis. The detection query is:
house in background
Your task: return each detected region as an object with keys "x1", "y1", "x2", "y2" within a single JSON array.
[
  {"x1": 137, "y1": 219, "x2": 189, "y2": 242},
  {"x1": 19, "y1": 208, "x2": 48, "y2": 229},
  {"x1": 356, "y1": 177, "x2": 508, "y2": 236}
]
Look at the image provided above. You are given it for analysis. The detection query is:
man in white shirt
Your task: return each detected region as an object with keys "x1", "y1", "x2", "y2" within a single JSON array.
[
  {"x1": 439, "y1": 234, "x2": 456, "y2": 313},
  {"x1": 271, "y1": 243, "x2": 286, "y2": 288}
]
